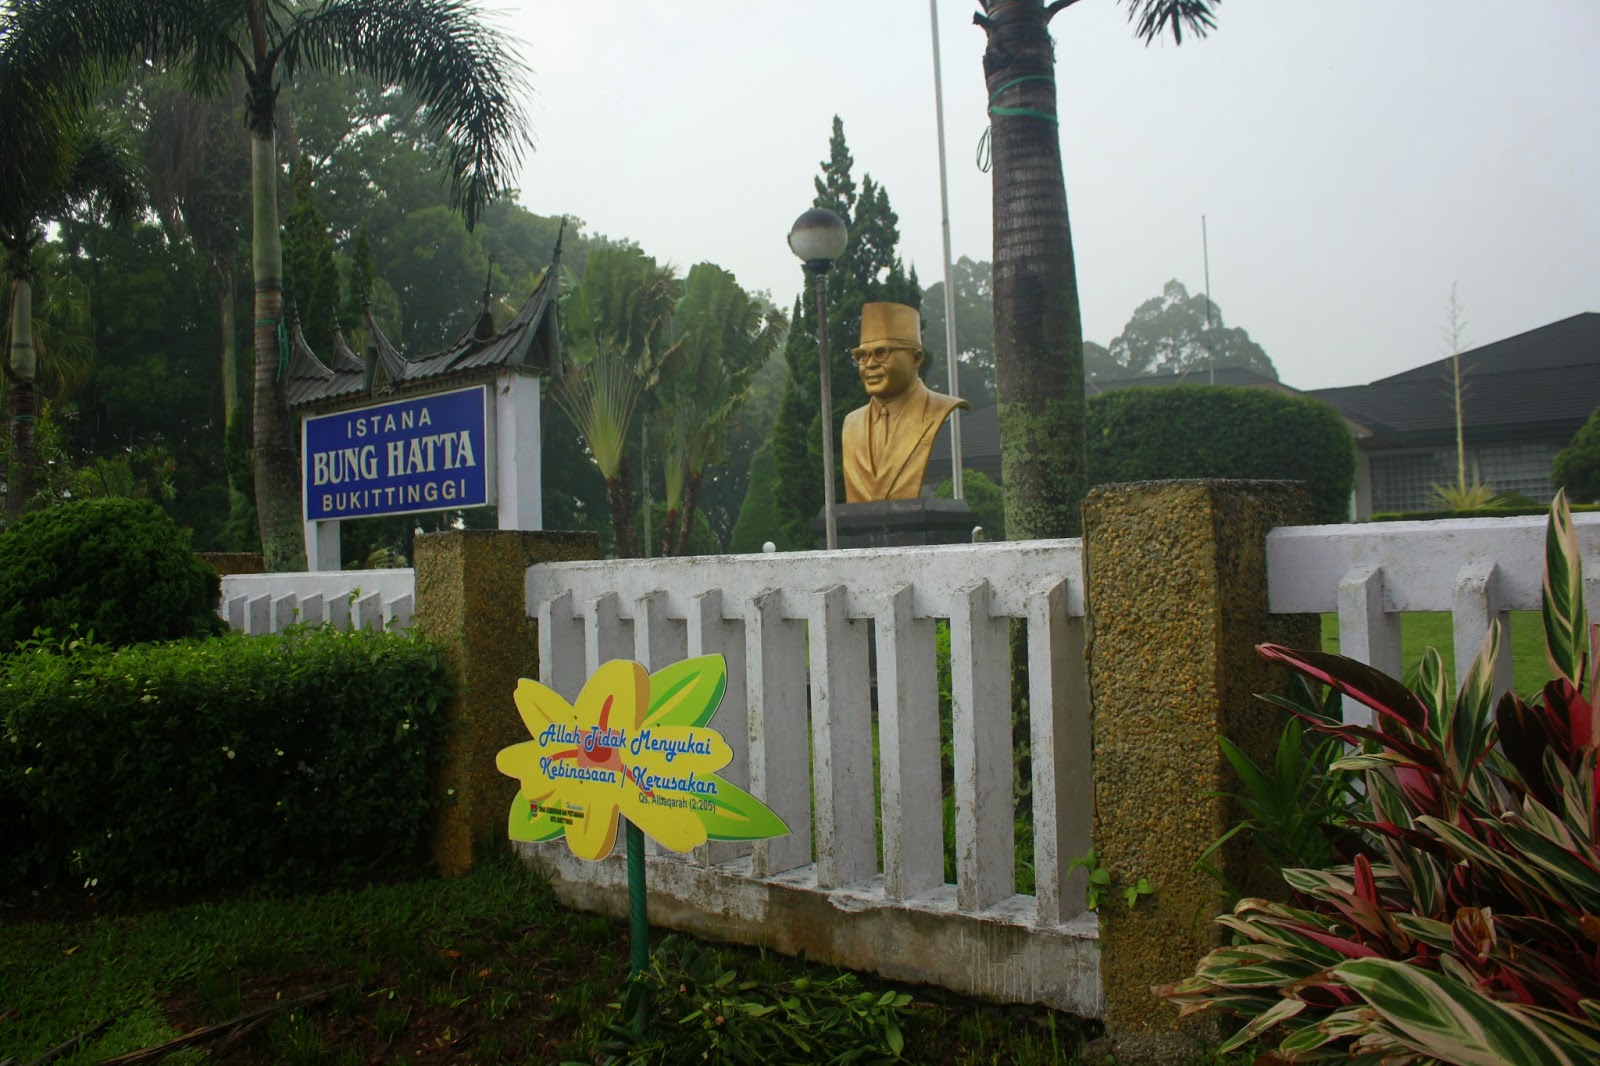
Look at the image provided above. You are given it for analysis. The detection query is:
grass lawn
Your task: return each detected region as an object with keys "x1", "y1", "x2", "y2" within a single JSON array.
[
  {"x1": 1, "y1": 854, "x2": 1151, "y2": 1065},
  {"x1": 1320, "y1": 610, "x2": 1550, "y2": 696}
]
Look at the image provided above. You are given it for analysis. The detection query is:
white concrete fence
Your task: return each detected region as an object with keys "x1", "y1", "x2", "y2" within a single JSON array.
[
  {"x1": 217, "y1": 510, "x2": 1600, "y2": 1015},
  {"x1": 219, "y1": 568, "x2": 415, "y2": 635},
  {"x1": 1269, "y1": 513, "x2": 1600, "y2": 722}
]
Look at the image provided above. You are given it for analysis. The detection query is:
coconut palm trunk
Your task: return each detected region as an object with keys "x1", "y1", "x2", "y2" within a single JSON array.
[
  {"x1": 7, "y1": 271, "x2": 37, "y2": 515},
  {"x1": 248, "y1": 121, "x2": 305, "y2": 569},
  {"x1": 977, "y1": 0, "x2": 1087, "y2": 541},
  {"x1": 975, "y1": 0, "x2": 1218, "y2": 540},
  {"x1": 216, "y1": 262, "x2": 244, "y2": 507}
]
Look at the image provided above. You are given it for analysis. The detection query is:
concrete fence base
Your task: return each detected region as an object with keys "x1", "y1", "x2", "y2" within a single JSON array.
[
  {"x1": 412, "y1": 529, "x2": 600, "y2": 876},
  {"x1": 1084, "y1": 480, "x2": 1318, "y2": 1062}
]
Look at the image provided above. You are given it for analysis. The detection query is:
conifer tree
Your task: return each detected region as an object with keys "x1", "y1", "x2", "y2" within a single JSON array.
[
  {"x1": 771, "y1": 117, "x2": 919, "y2": 546},
  {"x1": 282, "y1": 161, "x2": 342, "y2": 360}
]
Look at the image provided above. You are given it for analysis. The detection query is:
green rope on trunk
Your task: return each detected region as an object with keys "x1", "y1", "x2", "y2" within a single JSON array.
[
  {"x1": 987, "y1": 73, "x2": 1058, "y2": 122},
  {"x1": 256, "y1": 316, "x2": 292, "y2": 381}
]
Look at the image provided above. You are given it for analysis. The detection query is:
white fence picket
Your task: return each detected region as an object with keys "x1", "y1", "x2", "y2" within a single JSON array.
[
  {"x1": 950, "y1": 579, "x2": 1013, "y2": 912},
  {"x1": 1029, "y1": 579, "x2": 1090, "y2": 925},
  {"x1": 688, "y1": 589, "x2": 752, "y2": 868},
  {"x1": 747, "y1": 589, "x2": 812, "y2": 878},
  {"x1": 809, "y1": 584, "x2": 876, "y2": 889},
  {"x1": 1452, "y1": 562, "x2": 1511, "y2": 695},
  {"x1": 1335, "y1": 563, "x2": 1400, "y2": 726},
  {"x1": 876, "y1": 584, "x2": 942, "y2": 901}
]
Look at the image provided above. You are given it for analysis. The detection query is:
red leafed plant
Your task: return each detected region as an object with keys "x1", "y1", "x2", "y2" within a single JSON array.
[{"x1": 1157, "y1": 492, "x2": 1600, "y2": 1064}]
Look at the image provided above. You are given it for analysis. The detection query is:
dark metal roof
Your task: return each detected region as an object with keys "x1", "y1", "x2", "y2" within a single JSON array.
[
  {"x1": 288, "y1": 253, "x2": 562, "y2": 412},
  {"x1": 1086, "y1": 365, "x2": 1290, "y2": 394},
  {"x1": 1307, "y1": 313, "x2": 1600, "y2": 448}
]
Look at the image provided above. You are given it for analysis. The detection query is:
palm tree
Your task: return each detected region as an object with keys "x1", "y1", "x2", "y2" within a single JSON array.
[
  {"x1": 554, "y1": 246, "x2": 682, "y2": 559},
  {"x1": 2, "y1": 0, "x2": 528, "y2": 568},
  {"x1": 138, "y1": 72, "x2": 252, "y2": 511},
  {"x1": 973, "y1": 0, "x2": 1218, "y2": 538},
  {"x1": 654, "y1": 264, "x2": 784, "y2": 556},
  {"x1": 2, "y1": 106, "x2": 140, "y2": 516}
]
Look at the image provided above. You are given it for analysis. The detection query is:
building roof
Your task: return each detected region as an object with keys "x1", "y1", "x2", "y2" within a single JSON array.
[
  {"x1": 287, "y1": 246, "x2": 562, "y2": 412},
  {"x1": 1307, "y1": 313, "x2": 1600, "y2": 448},
  {"x1": 1086, "y1": 365, "x2": 1289, "y2": 394}
]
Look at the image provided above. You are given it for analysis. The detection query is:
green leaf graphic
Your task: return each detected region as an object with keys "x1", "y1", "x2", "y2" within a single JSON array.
[
  {"x1": 695, "y1": 778, "x2": 789, "y2": 841},
  {"x1": 645, "y1": 655, "x2": 727, "y2": 729},
  {"x1": 507, "y1": 788, "x2": 567, "y2": 844}
]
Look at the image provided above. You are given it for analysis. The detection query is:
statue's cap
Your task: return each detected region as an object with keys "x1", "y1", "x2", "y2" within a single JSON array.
[{"x1": 854, "y1": 302, "x2": 922, "y2": 352}]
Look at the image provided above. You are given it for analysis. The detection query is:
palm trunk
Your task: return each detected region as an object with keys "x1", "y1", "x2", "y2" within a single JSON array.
[
  {"x1": 660, "y1": 507, "x2": 679, "y2": 558},
  {"x1": 7, "y1": 274, "x2": 36, "y2": 516},
  {"x1": 605, "y1": 458, "x2": 637, "y2": 559},
  {"x1": 673, "y1": 470, "x2": 705, "y2": 556},
  {"x1": 980, "y1": 0, "x2": 1087, "y2": 540},
  {"x1": 250, "y1": 127, "x2": 306, "y2": 570},
  {"x1": 217, "y1": 262, "x2": 245, "y2": 508}
]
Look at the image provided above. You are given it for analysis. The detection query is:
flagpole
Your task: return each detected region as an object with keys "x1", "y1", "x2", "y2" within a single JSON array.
[{"x1": 929, "y1": 0, "x2": 964, "y2": 499}]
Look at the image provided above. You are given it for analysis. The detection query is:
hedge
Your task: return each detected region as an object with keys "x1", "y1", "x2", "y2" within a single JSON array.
[
  {"x1": 0, "y1": 497, "x2": 222, "y2": 651},
  {"x1": 0, "y1": 626, "x2": 452, "y2": 893},
  {"x1": 1088, "y1": 386, "x2": 1356, "y2": 524}
]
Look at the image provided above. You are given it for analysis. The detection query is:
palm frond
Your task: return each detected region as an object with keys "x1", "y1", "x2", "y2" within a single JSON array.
[
  {"x1": 286, "y1": 0, "x2": 530, "y2": 227},
  {"x1": 1124, "y1": 0, "x2": 1219, "y2": 45},
  {"x1": 553, "y1": 346, "x2": 643, "y2": 481}
]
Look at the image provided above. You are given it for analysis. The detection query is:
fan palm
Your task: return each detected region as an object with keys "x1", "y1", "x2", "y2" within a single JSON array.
[
  {"x1": 555, "y1": 246, "x2": 681, "y2": 559},
  {"x1": 1, "y1": 0, "x2": 529, "y2": 568},
  {"x1": 2, "y1": 103, "x2": 141, "y2": 516},
  {"x1": 654, "y1": 264, "x2": 783, "y2": 557},
  {"x1": 974, "y1": 0, "x2": 1218, "y2": 538}
]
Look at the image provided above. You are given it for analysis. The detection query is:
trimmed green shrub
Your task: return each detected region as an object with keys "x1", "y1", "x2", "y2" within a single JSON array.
[
  {"x1": 0, "y1": 497, "x2": 222, "y2": 650},
  {"x1": 0, "y1": 626, "x2": 452, "y2": 892},
  {"x1": 1553, "y1": 402, "x2": 1600, "y2": 502},
  {"x1": 1088, "y1": 386, "x2": 1356, "y2": 524}
]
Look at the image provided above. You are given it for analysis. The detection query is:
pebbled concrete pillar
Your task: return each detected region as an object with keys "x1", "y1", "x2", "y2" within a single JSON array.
[
  {"x1": 414, "y1": 528, "x2": 600, "y2": 875},
  {"x1": 1083, "y1": 480, "x2": 1318, "y2": 1063}
]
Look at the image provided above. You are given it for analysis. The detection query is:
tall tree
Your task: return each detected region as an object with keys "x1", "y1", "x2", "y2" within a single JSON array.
[
  {"x1": 922, "y1": 255, "x2": 997, "y2": 409},
  {"x1": 1107, "y1": 278, "x2": 1276, "y2": 379},
  {"x1": 282, "y1": 157, "x2": 341, "y2": 358},
  {"x1": 4, "y1": 0, "x2": 529, "y2": 569},
  {"x1": 771, "y1": 117, "x2": 918, "y2": 547},
  {"x1": 136, "y1": 72, "x2": 252, "y2": 511},
  {"x1": 1, "y1": 109, "x2": 140, "y2": 516},
  {"x1": 654, "y1": 263, "x2": 784, "y2": 556},
  {"x1": 555, "y1": 245, "x2": 680, "y2": 559},
  {"x1": 974, "y1": 0, "x2": 1218, "y2": 538}
]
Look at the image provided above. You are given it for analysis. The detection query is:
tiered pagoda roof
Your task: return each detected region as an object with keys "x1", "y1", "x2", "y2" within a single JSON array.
[{"x1": 286, "y1": 250, "x2": 561, "y2": 412}]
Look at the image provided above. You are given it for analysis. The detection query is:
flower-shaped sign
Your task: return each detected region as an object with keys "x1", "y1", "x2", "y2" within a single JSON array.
[{"x1": 495, "y1": 655, "x2": 788, "y2": 860}]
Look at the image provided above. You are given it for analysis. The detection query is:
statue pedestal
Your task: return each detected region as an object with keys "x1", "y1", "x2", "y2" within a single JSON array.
[{"x1": 813, "y1": 498, "x2": 979, "y2": 549}]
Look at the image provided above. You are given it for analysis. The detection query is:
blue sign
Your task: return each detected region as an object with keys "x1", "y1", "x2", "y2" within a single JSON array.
[{"x1": 304, "y1": 387, "x2": 491, "y2": 521}]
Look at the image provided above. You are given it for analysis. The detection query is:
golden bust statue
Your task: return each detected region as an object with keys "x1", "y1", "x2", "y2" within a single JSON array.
[{"x1": 841, "y1": 302, "x2": 970, "y2": 502}]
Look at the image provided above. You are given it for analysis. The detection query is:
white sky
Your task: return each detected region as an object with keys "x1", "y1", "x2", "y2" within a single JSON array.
[{"x1": 496, "y1": 0, "x2": 1599, "y2": 390}]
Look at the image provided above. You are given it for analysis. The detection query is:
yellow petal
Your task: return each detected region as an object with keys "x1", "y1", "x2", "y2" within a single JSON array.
[
  {"x1": 564, "y1": 787, "x2": 623, "y2": 860},
  {"x1": 512, "y1": 677, "x2": 578, "y2": 737},
  {"x1": 575, "y1": 659, "x2": 651, "y2": 734}
]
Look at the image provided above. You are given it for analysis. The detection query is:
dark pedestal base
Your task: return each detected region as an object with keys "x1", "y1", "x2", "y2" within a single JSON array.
[{"x1": 813, "y1": 498, "x2": 979, "y2": 549}]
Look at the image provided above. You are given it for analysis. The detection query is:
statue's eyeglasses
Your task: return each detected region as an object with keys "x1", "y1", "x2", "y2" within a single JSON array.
[{"x1": 850, "y1": 346, "x2": 911, "y2": 367}]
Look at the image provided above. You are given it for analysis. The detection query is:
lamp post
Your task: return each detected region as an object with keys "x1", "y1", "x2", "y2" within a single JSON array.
[{"x1": 788, "y1": 208, "x2": 849, "y2": 550}]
